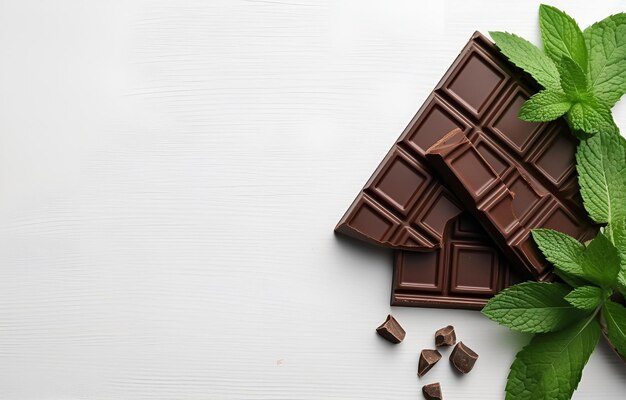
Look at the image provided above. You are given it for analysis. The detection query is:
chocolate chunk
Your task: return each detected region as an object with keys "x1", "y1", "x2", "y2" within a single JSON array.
[
  {"x1": 450, "y1": 342, "x2": 479, "y2": 373},
  {"x1": 376, "y1": 314, "x2": 405, "y2": 344},
  {"x1": 335, "y1": 31, "x2": 578, "y2": 311},
  {"x1": 435, "y1": 325, "x2": 456, "y2": 347},
  {"x1": 422, "y1": 382, "x2": 443, "y2": 400},
  {"x1": 418, "y1": 349, "x2": 442, "y2": 377}
]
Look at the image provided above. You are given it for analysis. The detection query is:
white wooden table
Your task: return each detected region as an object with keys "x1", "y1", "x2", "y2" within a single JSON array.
[{"x1": 1, "y1": 1, "x2": 625, "y2": 398}]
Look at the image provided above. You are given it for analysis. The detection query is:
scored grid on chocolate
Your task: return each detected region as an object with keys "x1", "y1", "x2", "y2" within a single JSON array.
[{"x1": 391, "y1": 212, "x2": 527, "y2": 310}]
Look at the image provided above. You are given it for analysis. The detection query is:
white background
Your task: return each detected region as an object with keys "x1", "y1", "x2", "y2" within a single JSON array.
[{"x1": 1, "y1": 0, "x2": 625, "y2": 398}]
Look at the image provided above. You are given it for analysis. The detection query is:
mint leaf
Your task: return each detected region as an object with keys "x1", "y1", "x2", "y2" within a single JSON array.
[
  {"x1": 567, "y1": 98, "x2": 617, "y2": 135},
  {"x1": 539, "y1": 5, "x2": 588, "y2": 69},
  {"x1": 532, "y1": 229, "x2": 587, "y2": 283},
  {"x1": 603, "y1": 300, "x2": 626, "y2": 358},
  {"x1": 482, "y1": 282, "x2": 589, "y2": 333},
  {"x1": 584, "y1": 13, "x2": 626, "y2": 107},
  {"x1": 581, "y1": 233, "x2": 620, "y2": 288},
  {"x1": 611, "y1": 219, "x2": 626, "y2": 295},
  {"x1": 490, "y1": 31, "x2": 561, "y2": 91},
  {"x1": 576, "y1": 130, "x2": 626, "y2": 226},
  {"x1": 532, "y1": 229, "x2": 619, "y2": 288},
  {"x1": 519, "y1": 90, "x2": 572, "y2": 121},
  {"x1": 558, "y1": 57, "x2": 589, "y2": 100},
  {"x1": 616, "y1": 277, "x2": 626, "y2": 299},
  {"x1": 611, "y1": 219, "x2": 626, "y2": 263},
  {"x1": 505, "y1": 317, "x2": 600, "y2": 400},
  {"x1": 564, "y1": 286, "x2": 603, "y2": 310}
]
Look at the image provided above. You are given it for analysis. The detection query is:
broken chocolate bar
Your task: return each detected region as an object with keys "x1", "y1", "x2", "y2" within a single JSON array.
[
  {"x1": 336, "y1": 31, "x2": 585, "y2": 309},
  {"x1": 376, "y1": 314, "x2": 406, "y2": 344},
  {"x1": 426, "y1": 128, "x2": 598, "y2": 278},
  {"x1": 422, "y1": 382, "x2": 443, "y2": 400},
  {"x1": 450, "y1": 341, "x2": 479, "y2": 374},
  {"x1": 418, "y1": 349, "x2": 442, "y2": 377},
  {"x1": 435, "y1": 325, "x2": 456, "y2": 347},
  {"x1": 391, "y1": 213, "x2": 529, "y2": 310}
]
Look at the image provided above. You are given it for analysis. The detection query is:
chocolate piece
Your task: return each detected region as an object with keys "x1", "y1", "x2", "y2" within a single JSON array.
[
  {"x1": 418, "y1": 349, "x2": 442, "y2": 377},
  {"x1": 391, "y1": 213, "x2": 529, "y2": 309},
  {"x1": 426, "y1": 128, "x2": 597, "y2": 278},
  {"x1": 450, "y1": 342, "x2": 478, "y2": 373},
  {"x1": 376, "y1": 314, "x2": 406, "y2": 344},
  {"x1": 435, "y1": 325, "x2": 456, "y2": 347},
  {"x1": 422, "y1": 383, "x2": 443, "y2": 400}
]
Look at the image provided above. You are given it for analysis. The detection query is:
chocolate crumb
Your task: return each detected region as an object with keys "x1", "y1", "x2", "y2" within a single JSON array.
[{"x1": 435, "y1": 325, "x2": 456, "y2": 347}]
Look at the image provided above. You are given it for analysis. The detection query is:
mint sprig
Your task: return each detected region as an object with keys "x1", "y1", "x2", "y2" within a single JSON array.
[
  {"x1": 482, "y1": 5, "x2": 626, "y2": 399},
  {"x1": 491, "y1": 4, "x2": 626, "y2": 136}
]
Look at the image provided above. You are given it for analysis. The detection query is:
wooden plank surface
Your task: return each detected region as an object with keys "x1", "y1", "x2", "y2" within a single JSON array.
[{"x1": 0, "y1": 0, "x2": 625, "y2": 398}]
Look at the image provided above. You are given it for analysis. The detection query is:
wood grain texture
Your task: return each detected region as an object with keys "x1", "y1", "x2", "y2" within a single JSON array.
[{"x1": 0, "y1": 0, "x2": 625, "y2": 398}]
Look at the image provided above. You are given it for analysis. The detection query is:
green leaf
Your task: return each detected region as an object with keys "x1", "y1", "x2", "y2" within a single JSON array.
[
  {"x1": 576, "y1": 130, "x2": 626, "y2": 225},
  {"x1": 580, "y1": 233, "x2": 620, "y2": 288},
  {"x1": 619, "y1": 276, "x2": 626, "y2": 298},
  {"x1": 564, "y1": 286, "x2": 603, "y2": 310},
  {"x1": 532, "y1": 229, "x2": 587, "y2": 283},
  {"x1": 557, "y1": 57, "x2": 589, "y2": 100},
  {"x1": 611, "y1": 219, "x2": 626, "y2": 261},
  {"x1": 603, "y1": 300, "x2": 626, "y2": 358},
  {"x1": 482, "y1": 282, "x2": 590, "y2": 333},
  {"x1": 584, "y1": 13, "x2": 626, "y2": 107},
  {"x1": 539, "y1": 5, "x2": 588, "y2": 69},
  {"x1": 490, "y1": 31, "x2": 561, "y2": 91},
  {"x1": 532, "y1": 229, "x2": 619, "y2": 288},
  {"x1": 567, "y1": 98, "x2": 617, "y2": 135},
  {"x1": 505, "y1": 317, "x2": 600, "y2": 400},
  {"x1": 611, "y1": 219, "x2": 626, "y2": 295},
  {"x1": 519, "y1": 90, "x2": 572, "y2": 122}
]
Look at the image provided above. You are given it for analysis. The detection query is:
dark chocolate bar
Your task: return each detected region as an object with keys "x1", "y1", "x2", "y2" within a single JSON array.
[
  {"x1": 336, "y1": 31, "x2": 594, "y2": 282},
  {"x1": 426, "y1": 127, "x2": 597, "y2": 278},
  {"x1": 391, "y1": 213, "x2": 527, "y2": 310}
]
